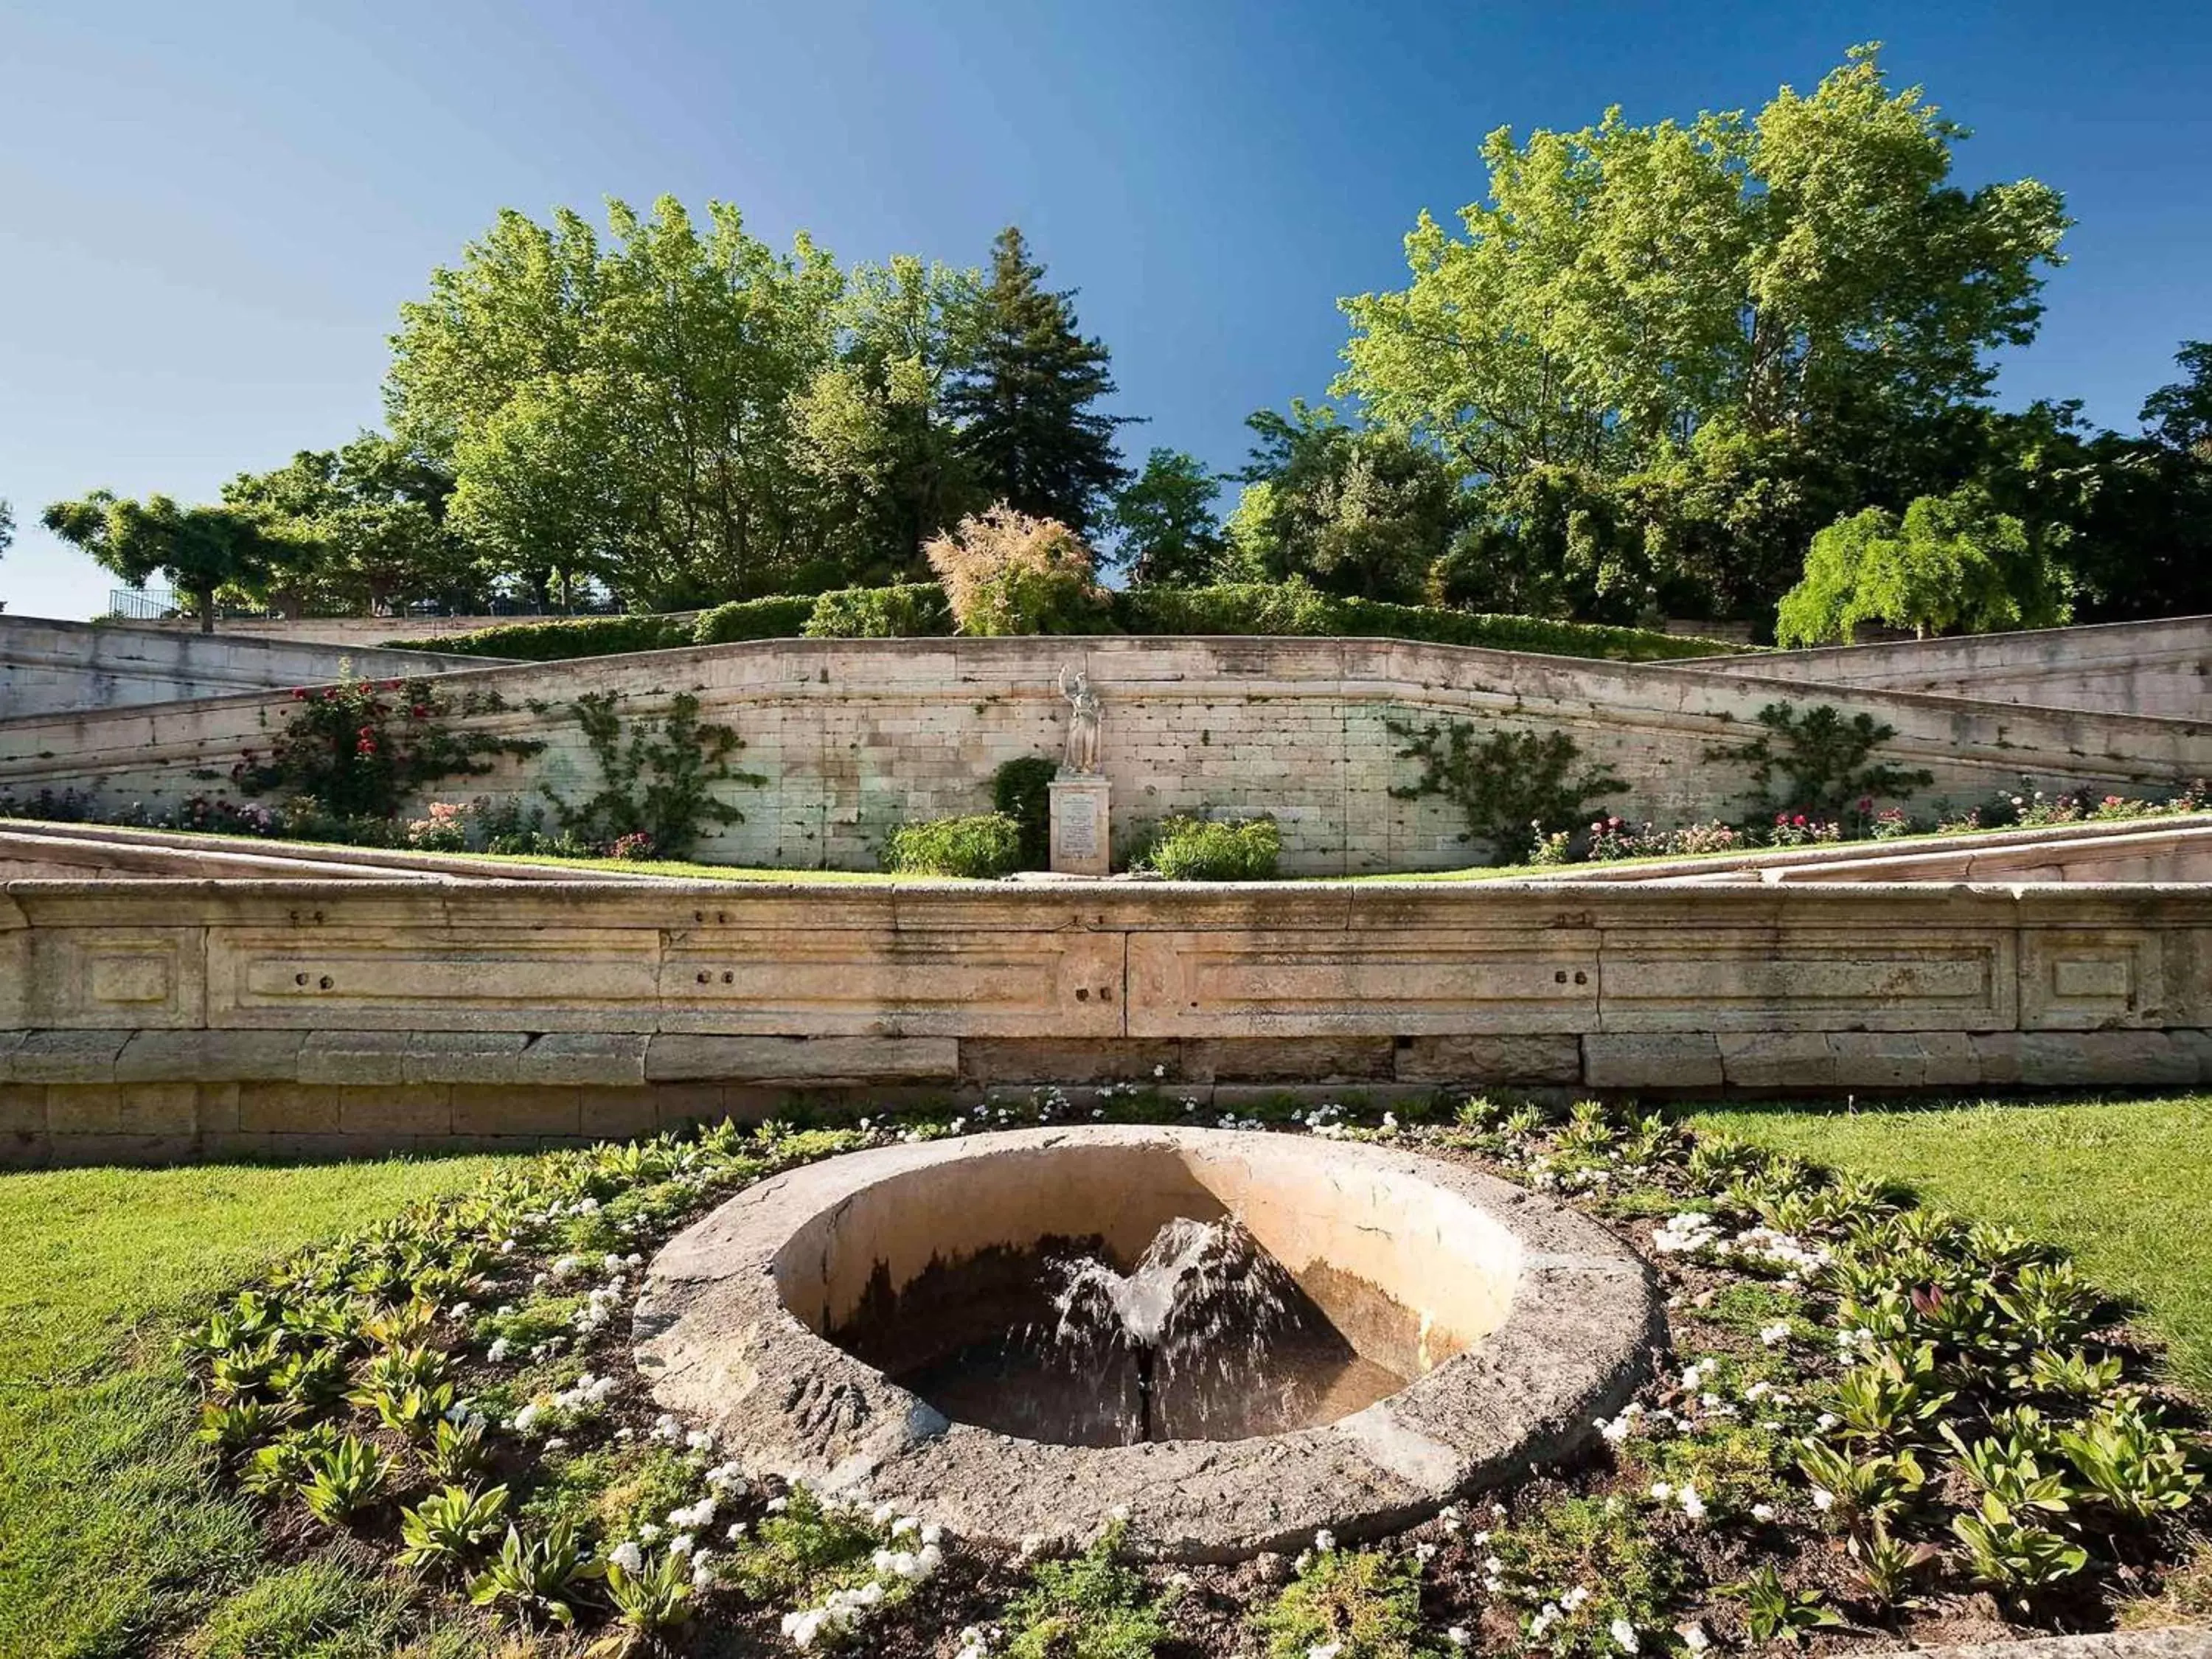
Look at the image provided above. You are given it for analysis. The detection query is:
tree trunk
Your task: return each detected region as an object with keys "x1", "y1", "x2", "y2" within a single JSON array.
[{"x1": 197, "y1": 588, "x2": 216, "y2": 634}]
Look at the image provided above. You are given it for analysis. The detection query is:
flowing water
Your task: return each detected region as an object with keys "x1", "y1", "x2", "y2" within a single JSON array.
[{"x1": 882, "y1": 1217, "x2": 1405, "y2": 1445}]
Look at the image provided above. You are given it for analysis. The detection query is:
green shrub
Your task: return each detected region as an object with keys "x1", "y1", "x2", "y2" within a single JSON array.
[
  {"x1": 1138, "y1": 815, "x2": 1281, "y2": 880},
  {"x1": 879, "y1": 812, "x2": 1023, "y2": 877},
  {"x1": 383, "y1": 614, "x2": 693, "y2": 661},
  {"x1": 803, "y1": 582, "x2": 953, "y2": 639},
  {"x1": 1249, "y1": 1548, "x2": 1424, "y2": 1659},
  {"x1": 993, "y1": 755, "x2": 1059, "y2": 869},
  {"x1": 1112, "y1": 581, "x2": 1737, "y2": 661},
  {"x1": 690, "y1": 594, "x2": 818, "y2": 646}
]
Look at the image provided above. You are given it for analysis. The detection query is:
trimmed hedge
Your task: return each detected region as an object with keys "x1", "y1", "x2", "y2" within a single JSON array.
[
  {"x1": 803, "y1": 582, "x2": 953, "y2": 639},
  {"x1": 691, "y1": 594, "x2": 818, "y2": 646},
  {"x1": 878, "y1": 811, "x2": 1024, "y2": 878},
  {"x1": 1137, "y1": 813, "x2": 1282, "y2": 880},
  {"x1": 392, "y1": 582, "x2": 1742, "y2": 663},
  {"x1": 1110, "y1": 585, "x2": 1738, "y2": 661},
  {"x1": 383, "y1": 614, "x2": 693, "y2": 660},
  {"x1": 992, "y1": 754, "x2": 1058, "y2": 869}
]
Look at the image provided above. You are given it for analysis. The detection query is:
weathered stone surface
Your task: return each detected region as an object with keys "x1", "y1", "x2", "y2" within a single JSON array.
[
  {"x1": 1826, "y1": 1032, "x2": 1980, "y2": 1089},
  {"x1": 636, "y1": 1127, "x2": 1659, "y2": 1561},
  {"x1": 404, "y1": 1031, "x2": 530, "y2": 1084},
  {"x1": 298, "y1": 1030, "x2": 410, "y2": 1085},
  {"x1": 336, "y1": 1086, "x2": 452, "y2": 1137},
  {"x1": 7, "y1": 1029, "x2": 127, "y2": 1084},
  {"x1": 1394, "y1": 1034, "x2": 1582, "y2": 1085},
  {"x1": 520, "y1": 1032, "x2": 650, "y2": 1086},
  {"x1": 957, "y1": 1039, "x2": 1185, "y2": 1085},
  {"x1": 114, "y1": 1029, "x2": 303, "y2": 1082},
  {"x1": 1717, "y1": 1032, "x2": 1836, "y2": 1091},
  {"x1": 235, "y1": 1082, "x2": 342, "y2": 1134},
  {"x1": 0, "y1": 1085, "x2": 47, "y2": 1133},
  {"x1": 645, "y1": 1034, "x2": 959, "y2": 1084},
  {"x1": 451, "y1": 1085, "x2": 582, "y2": 1137},
  {"x1": 1582, "y1": 1033, "x2": 1724, "y2": 1089},
  {"x1": 1910, "y1": 1630, "x2": 2212, "y2": 1659}
]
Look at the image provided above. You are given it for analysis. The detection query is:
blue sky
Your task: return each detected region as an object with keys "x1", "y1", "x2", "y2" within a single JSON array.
[{"x1": 2, "y1": 0, "x2": 2208, "y2": 621}]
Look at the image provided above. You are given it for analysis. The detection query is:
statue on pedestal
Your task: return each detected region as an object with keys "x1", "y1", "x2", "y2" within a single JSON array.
[{"x1": 1057, "y1": 665, "x2": 1102, "y2": 776}]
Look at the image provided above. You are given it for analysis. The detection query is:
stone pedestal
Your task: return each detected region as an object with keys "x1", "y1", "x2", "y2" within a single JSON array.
[{"x1": 1048, "y1": 775, "x2": 1112, "y2": 876}]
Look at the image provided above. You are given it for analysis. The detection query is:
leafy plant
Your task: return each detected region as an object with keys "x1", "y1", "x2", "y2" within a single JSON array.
[
  {"x1": 925, "y1": 505, "x2": 1113, "y2": 635},
  {"x1": 1950, "y1": 1502, "x2": 2090, "y2": 1593},
  {"x1": 421, "y1": 1414, "x2": 494, "y2": 1483},
  {"x1": 298, "y1": 1433, "x2": 395, "y2": 1526},
  {"x1": 1005, "y1": 1521, "x2": 1176, "y2": 1659},
  {"x1": 1387, "y1": 714, "x2": 1623, "y2": 859},
  {"x1": 2023, "y1": 1346, "x2": 2125, "y2": 1399},
  {"x1": 195, "y1": 1397, "x2": 290, "y2": 1455},
  {"x1": 2055, "y1": 1398, "x2": 2204, "y2": 1520},
  {"x1": 238, "y1": 674, "x2": 542, "y2": 820},
  {"x1": 269, "y1": 1344, "x2": 349, "y2": 1408},
  {"x1": 398, "y1": 1483, "x2": 512, "y2": 1573},
  {"x1": 1704, "y1": 702, "x2": 1933, "y2": 816},
  {"x1": 1849, "y1": 1525, "x2": 1941, "y2": 1609},
  {"x1": 880, "y1": 811, "x2": 1025, "y2": 877},
  {"x1": 1249, "y1": 1547, "x2": 1424, "y2": 1659},
  {"x1": 1733, "y1": 1565, "x2": 1843, "y2": 1645},
  {"x1": 994, "y1": 754, "x2": 1060, "y2": 869},
  {"x1": 1995, "y1": 1262, "x2": 2103, "y2": 1349},
  {"x1": 546, "y1": 691, "x2": 763, "y2": 858},
  {"x1": 468, "y1": 1519, "x2": 605, "y2": 1628},
  {"x1": 352, "y1": 1380, "x2": 456, "y2": 1440},
  {"x1": 1938, "y1": 1423, "x2": 2076, "y2": 1521},
  {"x1": 1135, "y1": 814, "x2": 1282, "y2": 880},
  {"x1": 1830, "y1": 1344, "x2": 1953, "y2": 1443},
  {"x1": 1795, "y1": 1441, "x2": 1927, "y2": 1531},
  {"x1": 603, "y1": 1545, "x2": 696, "y2": 1634},
  {"x1": 801, "y1": 581, "x2": 953, "y2": 639}
]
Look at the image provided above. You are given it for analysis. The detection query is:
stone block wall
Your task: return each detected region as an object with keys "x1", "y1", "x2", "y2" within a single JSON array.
[
  {"x1": 6, "y1": 876, "x2": 2211, "y2": 1163},
  {"x1": 0, "y1": 615, "x2": 498, "y2": 719},
  {"x1": 6, "y1": 636, "x2": 2211, "y2": 874}
]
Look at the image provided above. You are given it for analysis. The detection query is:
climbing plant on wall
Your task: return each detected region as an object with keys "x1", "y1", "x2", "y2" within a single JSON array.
[
  {"x1": 1705, "y1": 701, "x2": 1933, "y2": 817},
  {"x1": 1387, "y1": 714, "x2": 1623, "y2": 861},
  {"x1": 235, "y1": 675, "x2": 542, "y2": 821},
  {"x1": 543, "y1": 692, "x2": 764, "y2": 859}
]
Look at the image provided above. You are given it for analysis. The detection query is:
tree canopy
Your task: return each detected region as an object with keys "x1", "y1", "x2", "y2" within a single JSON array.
[
  {"x1": 43, "y1": 491, "x2": 303, "y2": 633},
  {"x1": 1107, "y1": 449, "x2": 1223, "y2": 586}
]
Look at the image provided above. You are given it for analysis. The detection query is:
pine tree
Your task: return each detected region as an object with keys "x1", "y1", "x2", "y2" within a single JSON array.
[{"x1": 946, "y1": 227, "x2": 1130, "y2": 533}]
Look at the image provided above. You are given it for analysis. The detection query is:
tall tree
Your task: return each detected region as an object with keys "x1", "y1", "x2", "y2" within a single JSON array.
[
  {"x1": 1338, "y1": 46, "x2": 2067, "y2": 485},
  {"x1": 1775, "y1": 486, "x2": 2072, "y2": 644},
  {"x1": 223, "y1": 433, "x2": 480, "y2": 615},
  {"x1": 43, "y1": 491, "x2": 301, "y2": 633},
  {"x1": 945, "y1": 227, "x2": 1130, "y2": 534},
  {"x1": 0, "y1": 498, "x2": 13, "y2": 564},
  {"x1": 387, "y1": 197, "x2": 847, "y2": 608},
  {"x1": 1107, "y1": 449, "x2": 1222, "y2": 586}
]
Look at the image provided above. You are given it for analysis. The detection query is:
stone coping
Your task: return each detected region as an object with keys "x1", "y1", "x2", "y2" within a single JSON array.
[{"x1": 634, "y1": 1127, "x2": 1660, "y2": 1560}]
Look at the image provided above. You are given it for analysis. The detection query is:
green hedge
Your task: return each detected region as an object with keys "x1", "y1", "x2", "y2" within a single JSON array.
[
  {"x1": 392, "y1": 582, "x2": 1741, "y2": 664},
  {"x1": 878, "y1": 812, "x2": 1023, "y2": 878},
  {"x1": 384, "y1": 614, "x2": 693, "y2": 660},
  {"x1": 1137, "y1": 814, "x2": 1283, "y2": 880},
  {"x1": 1110, "y1": 585, "x2": 1738, "y2": 661},
  {"x1": 691, "y1": 594, "x2": 818, "y2": 646},
  {"x1": 802, "y1": 582, "x2": 953, "y2": 639}
]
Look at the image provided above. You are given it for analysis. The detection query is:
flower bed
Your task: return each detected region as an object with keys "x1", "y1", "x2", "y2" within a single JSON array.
[{"x1": 180, "y1": 1095, "x2": 2208, "y2": 1655}]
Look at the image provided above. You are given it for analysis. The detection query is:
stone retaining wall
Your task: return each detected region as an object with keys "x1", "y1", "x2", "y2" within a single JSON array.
[
  {"x1": 7, "y1": 636, "x2": 2210, "y2": 874},
  {"x1": 6, "y1": 876, "x2": 2208, "y2": 1163},
  {"x1": 0, "y1": 614, "x2": 498, "y2": 718}
]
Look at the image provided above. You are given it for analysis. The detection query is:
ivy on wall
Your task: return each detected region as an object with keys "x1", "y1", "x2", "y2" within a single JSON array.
[
  {"x1": 1387, "y1": 714, "x2": 1624, "y2": 861},
  {"x1": 1705, "y1": 701, "x2": 1934, "y2": 816},
  {"x1": 542, "y1": 692, "x2": 765, "y2": 860}
]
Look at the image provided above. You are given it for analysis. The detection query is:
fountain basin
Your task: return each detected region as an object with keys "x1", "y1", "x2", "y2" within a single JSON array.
[{"x1": 633, "y1": 1126, "x2": 1660, "y2": 1559}]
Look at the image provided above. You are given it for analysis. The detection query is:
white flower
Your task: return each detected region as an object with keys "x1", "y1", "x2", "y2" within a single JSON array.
[
  {"x1": 485, "y1": 1338, "x2": 511, "y2": 1364},
  {"x1": 1751, "y1": 1503, "x2": 1775, "y2": 1521},
  {"x1": 686, "y1": 1428, "x2": 716, "y2": 1453},
  {"x1": 1562, "y1": 1587, "x2": 1590, "y2": 1610},
  {"x1": 1308, "y1": 1646, "x2": 1343, "y2": 1659},
  {"x1": 610, "y1": 1540, "x2": 645, "y2": 1575},
  {"x1": 1759, "y1": 1322, "x2": 1792, "y2": 1346},
  {"x1": 638, "y1": 1522, "x2": 662, "y2": 1543},
  {"x1": 1678, "y1": 1484, "x2": 1707, "y2": 1522},
  {"x1": 670, "y1": 1532, "x2": 695, "y2": 1557},
  {"x1": 1677, "y1": 1623, "x2": 1711, "y2": 1655},
  {"x1": 1152, "y1": 1063, "x2": 1166, "y2": 1078},
  {"x1": 1313, "y1": 1528, "x2": 1336, "y2": 1553},
  {"x1": 1611, "y1": 1617, "x2": 1640, "y2": 1653},
  {"x1": 1648, "y1": 1481, "x2": 1672, "y2": 1501},
  {"x1": 511, "y1": 1402, "x2": 543, "y2": 1435},
  {"x1": 1811, "y1": 1488, "x2": 1835, "y2": 1512},
  {"x1": 728, "y1": 1521, "x2": 750, "y2": 1542},
  {"x1": 1447, "y1": 1630, "x2": 1470, "y2": 1649}
]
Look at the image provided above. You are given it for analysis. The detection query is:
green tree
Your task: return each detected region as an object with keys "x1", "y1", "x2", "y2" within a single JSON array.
[
  {"x1": 387, "y1": 196, "x2": 847, "y2": 608},
  {"x1": 2141, "y1": 340, "x2": 2212, "y2": 460},
  {"x1": 223, "y1": 433, "x2": 480, "y2": 615},
  {"x1": 1107, "y1": 448, "x2": 1222, "y2": 585},
  {"x1": 1338, "y1": 46, "x2": 2067, "y2": 484},
  {"x1": 945, "y1": 226, "x2": 1130, "y2": 534},
  {"x1": 42, "y1": 491, "x2": 302, "y2": 633},
  {"x1": 1224, "y1": 406, "x2": 1459, "y2": 602},
  {"x1": 1775, "y1": 486, "x2": 2073, "y2": 645},
  {"x1": 0, "y1": 498, "x2": 13, "y2": 563}
]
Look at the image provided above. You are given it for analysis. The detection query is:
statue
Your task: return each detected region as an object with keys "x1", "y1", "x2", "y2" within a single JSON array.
[{"x1": 1057, "y1": 664, "x2": 1102, "y2": 775}]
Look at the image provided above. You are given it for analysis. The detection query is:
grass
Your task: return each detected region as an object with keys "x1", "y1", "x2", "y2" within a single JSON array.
[
  {"x1": 1689, "y1": 1093, "x2": 2212, "y2": 1397},
  {"x1": 0, "y1": 1155, "x2": 516, "y2": 1659}
]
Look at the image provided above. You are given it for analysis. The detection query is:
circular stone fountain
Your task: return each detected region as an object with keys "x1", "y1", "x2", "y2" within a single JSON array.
[{"x1": 633, "y1": 1126, "x2": 1660, "y2": 1560}]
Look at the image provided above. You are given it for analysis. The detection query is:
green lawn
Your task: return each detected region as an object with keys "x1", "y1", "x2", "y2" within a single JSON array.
[
  {"x1": 1690, "y1": 1093, "x2": 2212, "y2": 1397},
  {"x1": 0, "y1": 1155, "x2": 517, "y2": 1659}
]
